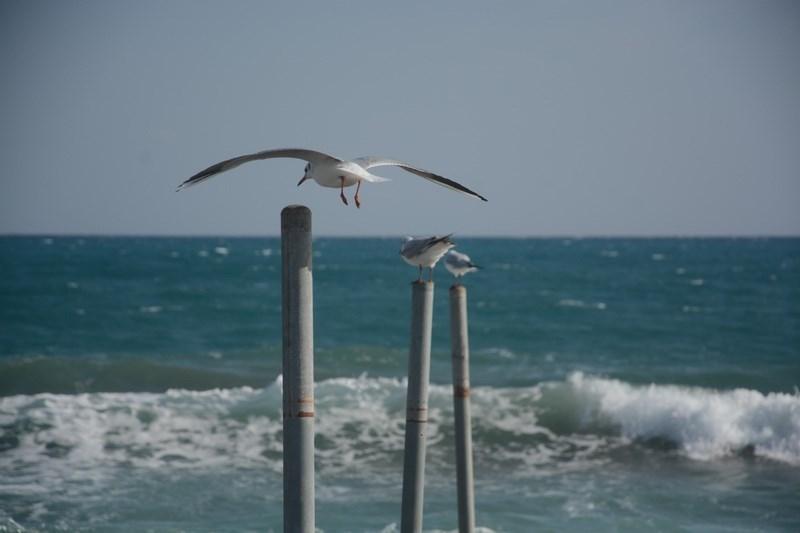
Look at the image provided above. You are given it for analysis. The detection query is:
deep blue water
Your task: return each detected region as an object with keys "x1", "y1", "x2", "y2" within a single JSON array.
[{"x1": 1, "y1": 236, "x2": 799, "y2": 532}]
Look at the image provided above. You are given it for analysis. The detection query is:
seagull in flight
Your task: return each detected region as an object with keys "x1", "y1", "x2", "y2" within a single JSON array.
[
  {"x1": 177, "y1": 148, "x2": 487, "y2": 208},
  {"x1": 444, "y1": 250, "x2": 480, "y2": 279},
  {"x1": 400, "y1": 235, "x2": 456, "y2": 282}
]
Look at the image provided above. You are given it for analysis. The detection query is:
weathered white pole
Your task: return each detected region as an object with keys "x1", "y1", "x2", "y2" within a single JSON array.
[
  {"x1": 281, "y1": 205, "x2": 314, "y2": 533},
  {"x1": 450, "y1": 283, "x2": 475, "y2": 533},
  {"x1": 400, "y1": 280, "x2": 434, "y2": 533}
]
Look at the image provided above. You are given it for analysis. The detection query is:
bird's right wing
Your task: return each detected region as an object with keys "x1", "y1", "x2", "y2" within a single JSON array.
[
  {"x1": 177, "y1": 148, "x2": 341, "y2": 190},
  {"x1": 352, "y1": 157, "x2": 487, "y2": 201}
]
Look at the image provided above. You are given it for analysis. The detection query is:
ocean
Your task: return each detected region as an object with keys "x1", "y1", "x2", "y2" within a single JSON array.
[{"x1": 1, "y1": 236, "x2": 798, "y2": 532}]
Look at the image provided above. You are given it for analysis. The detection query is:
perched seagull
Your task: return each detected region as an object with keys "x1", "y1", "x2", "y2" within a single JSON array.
[
  {"x1": 400, "y1": 235, "x2": 456, "y2": 282},
  {"x1": 177, "y1": 148, "x2": 487, "y2": 208},
  {"x1": 444, "y1": 250, "x2": 480, "y2": 279}
]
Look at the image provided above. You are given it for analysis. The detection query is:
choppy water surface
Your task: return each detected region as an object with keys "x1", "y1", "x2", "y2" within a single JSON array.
[{"x1": 1, "y1": 237, "x2": 798, "y2": 531}]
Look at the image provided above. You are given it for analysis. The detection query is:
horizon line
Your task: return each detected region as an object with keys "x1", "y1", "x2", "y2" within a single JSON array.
[{"x1": 2, "y1": 232, "x2": 799, "y2": 240}]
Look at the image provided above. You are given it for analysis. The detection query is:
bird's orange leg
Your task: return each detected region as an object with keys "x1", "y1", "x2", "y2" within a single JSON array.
[
  {"x1": 339, "y1": 177, "x2": 348, "y2": 206},
  {"x1": 354, "y1": 180, "x2": 362, "y2": 209}
]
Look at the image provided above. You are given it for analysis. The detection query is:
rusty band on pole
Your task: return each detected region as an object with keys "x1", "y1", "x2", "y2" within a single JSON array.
[
  {"x1": 284, "y1": 411, "x2": 316, "y2": 419},
  {"x1": 406, "y1": 406, "x2": 429, "y2": 423},
  {"x1": 453, "y1": 386, "x2": 471, "y2": 398}
]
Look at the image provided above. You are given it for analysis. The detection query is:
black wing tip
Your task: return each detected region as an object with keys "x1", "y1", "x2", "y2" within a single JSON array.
[
  {"x1": 176, "y1": 177, "x2": 200, "y2": 191},
  {"x1": 431, "y1": 171, "x2": 487, "y2": 202}
]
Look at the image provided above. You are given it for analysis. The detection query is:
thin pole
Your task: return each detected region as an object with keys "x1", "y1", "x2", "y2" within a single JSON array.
[
  {"x1": 281, "y1": 205, "x2": 314, "y2": 533},
  {"x1": 450, "y1": 284, "x2": 475, "y2": 533},
  {"x1": 401, "y1": 280, "x2": 434, "y2": 533}
]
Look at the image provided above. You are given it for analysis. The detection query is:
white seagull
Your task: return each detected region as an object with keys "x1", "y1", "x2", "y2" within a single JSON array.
[
  {"x1": 400, "y1": 235, "x2": 456, "y2": 282},
  {"x1": 444, "y1": 250, "x2": 480, "y2": 279},
  {"x1": 177, "y1": 148, "x2": 487, "y2": 208}
]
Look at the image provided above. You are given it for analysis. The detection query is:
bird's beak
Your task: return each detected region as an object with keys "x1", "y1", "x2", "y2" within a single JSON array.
[{"x1": 297, "y1": 176, "x2": 309, "y2": 187}]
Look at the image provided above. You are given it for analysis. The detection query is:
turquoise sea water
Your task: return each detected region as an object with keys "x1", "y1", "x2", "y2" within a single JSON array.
[{"x1": 1, "y1": 236, "x2": 799, "y2": 532}]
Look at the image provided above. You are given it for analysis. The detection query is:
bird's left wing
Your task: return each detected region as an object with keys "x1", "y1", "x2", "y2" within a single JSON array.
[
  {"x1": 352, "y1": 157, "x2": 487, "y2": 202},
  {"x1": 177, "y1": 148, "x2": 341, "y2": 190}
]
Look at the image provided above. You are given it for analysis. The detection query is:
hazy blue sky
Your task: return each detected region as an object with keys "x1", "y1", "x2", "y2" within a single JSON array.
[{"x1": 1, "y1": 0, "x2": 798, "y2": 236}]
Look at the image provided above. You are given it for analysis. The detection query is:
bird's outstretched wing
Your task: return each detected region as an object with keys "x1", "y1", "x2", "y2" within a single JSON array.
[
  {"x1": 177, "y1": 148, "x2": 341, "y2": 191},
  {"x1": 352, "y1": 157, "x2": 487, "y2": 202}
]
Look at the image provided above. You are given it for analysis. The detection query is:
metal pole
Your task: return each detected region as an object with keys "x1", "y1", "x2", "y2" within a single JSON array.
[
  {"x1": 281, "y1": 205, "x2": 314, "y2": 533},
  {"x1": 450, "y1": 284, "x2": 475, "y2": 533},
  {"x1": 400, "y1": 280, "x2": 434, "y2": 533}
]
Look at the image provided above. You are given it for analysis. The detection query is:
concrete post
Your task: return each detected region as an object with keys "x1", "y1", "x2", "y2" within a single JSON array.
[
  {"x1": 281, "y1": 205, "x2": 314, "y2": 533},
  {"x1": 450, "y1": 284, "x2": 475, "y2": 533},
  {"x1": 400, "y1": 280, "x2": 434, "y2": 533}
]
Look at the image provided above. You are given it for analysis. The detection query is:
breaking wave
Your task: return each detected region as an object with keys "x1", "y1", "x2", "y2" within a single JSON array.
[
  {"x1": 553, "y1": 372, "x2": 800, "y2": 463},
  {"x1": 1, "y1": 373, "x2": 798, "y2": 493}
]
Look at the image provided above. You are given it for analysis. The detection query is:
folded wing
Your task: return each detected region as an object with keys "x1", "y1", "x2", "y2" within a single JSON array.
[{"x1": 401, "y1": 234, "x2": 455, "y2": 258}]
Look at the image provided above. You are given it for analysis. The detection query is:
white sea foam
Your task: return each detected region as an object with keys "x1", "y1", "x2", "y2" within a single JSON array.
[
  {"x1": 1, "y1": 373, "x2": 797, "y2": 497},
  {"x1": 214, "y1": 246, "x2": 229, "y2": 256},
  {"x1": 481, "y1": 347, "x2": 516, "y2": 359},
  {"x1": 379, "y1": 524, "x2": 497, "y2": 533},
  {"x1": 0, "y1": 385, "x2": 281, "y2": 484},
  {"x1": 563, "y1": 372, "x2": 800, "y2": 463},
  {"x1": 558, "y1": 299, "x2": 606, "y2": 310}
]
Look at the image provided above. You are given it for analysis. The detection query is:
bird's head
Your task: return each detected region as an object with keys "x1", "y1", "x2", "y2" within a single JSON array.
[
  {"x1": 297, "y1": 163, "x2": 311, "y2": 186},
  {"x1": 399, "y1": 236, "x2": 413, "y2": 255}
]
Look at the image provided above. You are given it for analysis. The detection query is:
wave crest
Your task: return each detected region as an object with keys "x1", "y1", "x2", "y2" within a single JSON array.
[
  {"x1": 1, "y1": 372, "x2": 798, "y2": 493},
  {"x1": 558, "y1": 372, "x2": 800, "y2": 463}
]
